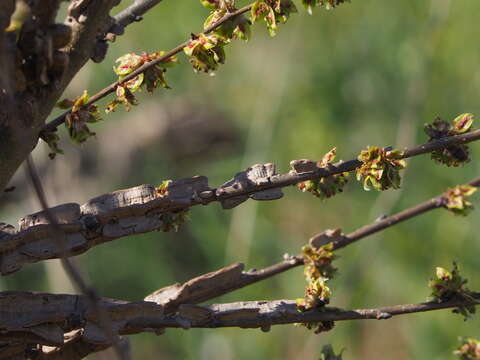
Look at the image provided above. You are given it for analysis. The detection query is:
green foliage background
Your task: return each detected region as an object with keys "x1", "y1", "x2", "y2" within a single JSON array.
[{"x1": 3, "y1": 0, "x2": 480, "y2": 358}]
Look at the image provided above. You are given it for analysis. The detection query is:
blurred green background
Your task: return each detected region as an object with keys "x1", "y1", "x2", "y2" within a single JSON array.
[{"x1": 2, "y1": 0, "x2": 480, "y2": 358}]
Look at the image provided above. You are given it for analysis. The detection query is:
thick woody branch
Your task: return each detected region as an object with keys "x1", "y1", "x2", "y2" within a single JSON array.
[
  {"x1": 8, "y1": 172, "x2": 479, "y2": 358},
  {"x1": 25, "y1": 156, "x2": 127, "y2": 360},
  {"x1": 128, "y1": 296, "x2": 480, "y2": 330},
  {"x1": 1, "y1": 291, "x2": 479, "y2": 358},
  {"x1": 1, "y1": 133, "x2": 479, "y2": 275},
  {"x1": 29, "y1": 0, "x2": 63, "y2": 28},
  {"x1": 144, "y1": 260, "x2": 305, "y2": 314},
  {"x1": 0, "y1": 0, "x2": 121, "y2": 192},
  {"x1": 0, "y1": 1, "x2": 29, "y2": 193}
]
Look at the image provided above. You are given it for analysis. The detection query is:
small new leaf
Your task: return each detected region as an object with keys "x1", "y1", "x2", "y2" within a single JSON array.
[
  {"x1": 107, "y1": 52, "x2": 178, "y2": 112},
  {"x1": 160, "y1": 210, "x2": 190, "y2": 232},
  {"x1": 298, "y1": 148, "x2": 349, "y2": 199},
  {"x1": 356, "y1": 146, "x2": 406, "y2": 191},
  {"x1": 443, "y1": 185, "x2": 477, "y2": 216},
  {"x1": 301, "y1": 0, "x2": 350, "y2": 15},
  {"x1": 302, "y1": 242, "x2": 337, "y2": 282},
  {"x1": 199, "y1": 0, "x2": 235, "y2": 11},
  {"x1": 428, "y1": 262, "x2": 476, "y2": 320},
  {"x1": 251, "y1": 0, "x2": 297, "y2": 37},
  {"x1": 296, "y1": 318, "x2": 335, "y2": 334},
  {"x1": 204, "y1": 8, "x2": 252, "y2": 41},
  {"x1": 297, "y1": 242, "x2": 337, "y2": 320},
  {"x1": 200, "y1": 0, "x2": 222, "y2": 10},
  {"x1": 424, "y1": 113, "x2": 474, "y2": 167},
  {"x1": 320, "y1": 344, "x2": 344, "y2": 360},
  {"x1": 184, "y1": 33, "x2": 227, "y2": 73},
  {"x1": 454, "y1": 337, "x2": 480, "y2": 360},
  {"x1": 106, "y1": 85, "x2": 138, "y2": 113},
  {"x1": 40, "y1": 131, "x2": 64, "y2": 160},
  {"x1": 61, "y1": 90, "x2": 101, "y2": 145},
  {"x1": 157, "y1": 180, "x2": 172, "y2": 197}
]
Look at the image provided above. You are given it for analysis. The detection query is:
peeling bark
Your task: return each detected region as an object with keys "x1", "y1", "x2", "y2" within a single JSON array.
[{"x1": 0, "y1": 291, "x2": 478, "y2": 359}]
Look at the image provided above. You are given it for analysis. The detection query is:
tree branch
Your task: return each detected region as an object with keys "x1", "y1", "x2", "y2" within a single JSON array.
[
  {"x1": 8, "y1": 171, "x2": 479, "y2": 357},
  {"x1": 41, "y1": 3, "x2": 253, "y2": 134},
  {"x1": 1, "y1": 291, "x2": 478, "y2": 359},
  {"x1": 331, "y1": 176, "x2": 480, "y2": 250},
  {"x1": 128, "y1": 296, "x2": 480, "y2": 330},
  {"x1": 0, "y1": 0, "x2": 121, "y2": 192},
  {"x1": 25, "y1": 156, "x2": 127, "y2": 360},
  {"x1": 111, "y1": 0, "x2": 165, "y2": 33},
  {"x1": 1, "y1": 133, "x2": 479, "y2": 275},
  {"x1": 144, "y1": 175, "x2": 480, "y2": 314}
]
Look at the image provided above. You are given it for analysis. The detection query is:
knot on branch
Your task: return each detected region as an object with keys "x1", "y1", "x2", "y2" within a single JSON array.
[
  {"x1": 216, "y1": 163, "x2": 283, "y2": 209},
  {"x1": 308, "y1": 228, "x2": 346, "y2": 249}
]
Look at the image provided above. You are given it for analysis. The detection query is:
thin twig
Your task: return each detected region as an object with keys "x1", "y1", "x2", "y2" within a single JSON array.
[
  {"x1": 112, "y1": 0, "x2": 165, "y2": 30},
  {"x1": 335, "y1": 176, "x2": 480, "y2": 249},
  {"x1": 25, "y1": 156, "x2": 128, "y2": 360},
  {"x1": 41, "y1": 4, "x2": 253, "y2": 134}
]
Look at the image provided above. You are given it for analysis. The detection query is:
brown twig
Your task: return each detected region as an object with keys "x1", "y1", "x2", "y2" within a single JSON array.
[
  {"x1": 334, "y1": 176, "x2": 480, "y2": 249},
  {"x1": 41, "y1": 4, "x2": 253, "y2": 134}
]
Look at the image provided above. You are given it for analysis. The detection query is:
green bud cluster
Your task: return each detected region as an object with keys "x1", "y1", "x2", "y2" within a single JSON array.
[
  {"x1": 443, "y1": 185, "x2": 477, "y2": 216},
  {"x1": 454, "y1": 337, "x2": 480, "y2": 360},
  {"x1": 296, "y1": 242, "x2": 337, "y2": 333},
  {"x1": 356, "y1": 146, "x2": 406, "y2": 191},
  {"x1": 301, "y1": 0, "x2": 350, "y2": 15},
  {"x1": 56, "y1": 90, "x2": 101, "y2": 145},
  {"x1": 107, "y1": 52, "x2": 178, "y2": 113},
  {"x1": 251, "y1": 0, "x2": 297, "y2": 36},
  {"x1": 45, "y1": 0, "x2": 351, "y2": 151},
  {"x1": 428, "y1": 262, "x2": 476, "y2": 320},
  {"x1": 320, "y1": 344, "x2": 344, "y2": 360},
  {"x1": 298, "y1": 148, "x2": 349, "y2": 199},
  {"x1": 424, "y1": 113, "x2": 474, "y2": 167}
]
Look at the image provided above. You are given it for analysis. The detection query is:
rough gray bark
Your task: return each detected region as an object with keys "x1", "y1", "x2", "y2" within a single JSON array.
[
  {"x1": 1, "y1": 132, "x2": 479, "y2": 275},
  {"x1": 0, "y1": 0, "x2": 121, "y2": 192},
  {"x1": 0, "y1": 2, "x2": 478, "y2": 359},
  {"x1": 0, "y1": 290, "x2": 478, "y2": 359}
]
